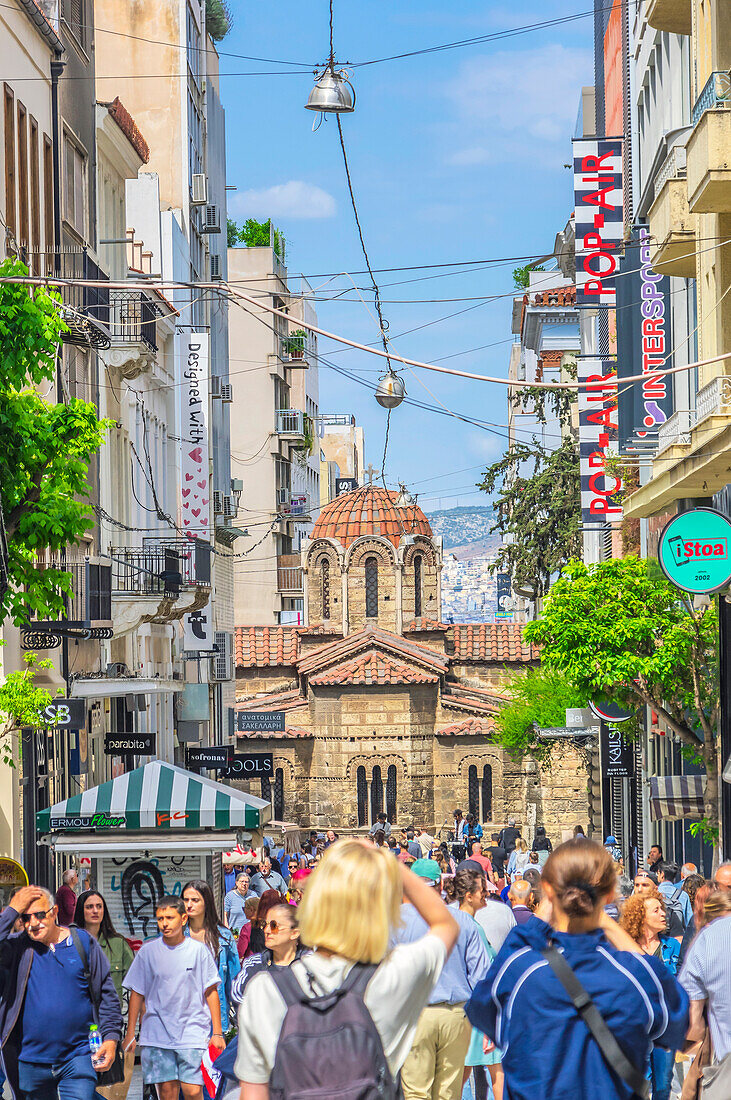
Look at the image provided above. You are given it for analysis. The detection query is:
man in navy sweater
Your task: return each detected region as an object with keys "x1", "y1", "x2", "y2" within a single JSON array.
[{"x1": 0, "y1": 885, "x2": 122, "y2": 1100}]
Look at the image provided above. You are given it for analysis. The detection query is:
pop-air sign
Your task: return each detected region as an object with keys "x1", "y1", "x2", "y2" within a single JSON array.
[{"x1": 658, "y1": 508, "x2": 731, "y2": 594}]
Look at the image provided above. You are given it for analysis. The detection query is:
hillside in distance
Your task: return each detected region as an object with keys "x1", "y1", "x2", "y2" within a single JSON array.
[{"x1": 424, "y1": 505, "x2": 501, "y2": 556}]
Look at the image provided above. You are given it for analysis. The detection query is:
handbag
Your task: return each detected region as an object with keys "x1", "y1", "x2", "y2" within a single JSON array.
[
  {"x1": 542, "y1": 945, "x2": 650, "y2": 1100},
  {"x1": 70, "y1": 928, "x2": 126, "y2": 1086},
  {"x1": 701, "y1": 1051, "x2": 731, "y2": 1100},
  {"x1": 680, "y1": 1023, "x2": 712, "y2": 1100}
]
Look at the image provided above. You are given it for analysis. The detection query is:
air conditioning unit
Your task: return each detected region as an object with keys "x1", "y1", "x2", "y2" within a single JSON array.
[
  {"x1": 276, "y1": 487, "x2": 290, "y2": 507},
  {"x1": 191, "y1": 173, "x2": 208, "y2": 205},
  {"x1": 203, "y1": 204, "x2": 221, "y2": 233},
  {"x1": 223, "y1": 495, "x2": 235, "y2": 518},
  {"x1": 210, "y1": 375, "x2": 221, "y2": 398},
  {"x1": 210, "y1": 631, "x2": 234, "y2": 681},
  {"x1": 220, "y1": 384, "x2": 233, "y2": 403},
  {"x1": 210, "y1": 253, "x2": 222, "y2": 280},
  {"x1": 213, "y1": 490, "x2": 224, "y2": 514}
]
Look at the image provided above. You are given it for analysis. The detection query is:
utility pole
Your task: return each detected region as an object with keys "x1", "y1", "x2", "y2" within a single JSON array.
[{"x1": 719, "y1": 597, "x2": 731, "y2": 860}]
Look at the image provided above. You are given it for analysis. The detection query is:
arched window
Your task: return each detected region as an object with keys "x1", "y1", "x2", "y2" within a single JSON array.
[
  {"x1": 321, "y1": 558, "x2": 330, "y2": 619},
  {"x1": 274, "y1": 768, "x2": 284, "y2": 821},
  {"x1": 356, "y1": 766, "x2": 368, "y2": 827},
  {"x1": 468, "y1": 764, "x2": 479, "y2": 821},
  {"x1": 365, "y1": 556, "x2": 378, "y2": 618},
  {"x1": 481, "y1": 764, "x2": 493, "y2": 821},
  {"x1": 386, "y1": 764, "x2": 397, "y2": 823},
  {"x1": 414, "y1": 554, "x2": 423, "y2": 618},
  {"x1": 370, "y1": 765, "x2": 383, "y2": 823},
  {"x1": 260, "y1": 773, "x2": 271, "y2": 802}
]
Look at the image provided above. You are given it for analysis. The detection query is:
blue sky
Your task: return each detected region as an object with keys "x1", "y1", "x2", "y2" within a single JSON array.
[{"x1": 221, "y1": 1, "x2": 593, "y2": 509}]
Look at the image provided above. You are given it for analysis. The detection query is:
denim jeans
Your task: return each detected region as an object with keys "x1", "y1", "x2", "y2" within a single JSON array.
[
  {"x1": 648, "y1": 1045, "x2": 675, "y2": 1100},
  {"x1": 18, "y1": 1052, "x2": 98, "y2": 1100}
]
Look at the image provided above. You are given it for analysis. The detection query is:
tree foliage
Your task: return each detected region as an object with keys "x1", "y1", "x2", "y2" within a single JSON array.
[
  {"x1": 205, "y1": 0, "x2": 232, "y2": 40},
  {"x1": 0, "y1": 259, "x2": 110, "y2": 625},
  {"x1": 0, "y1": 651, "x2": 54, "y2": 766},
  {"x1": 494, "y1": 666, "x2": 588, "y2": 767},
  {"x1": 524, "y1": 557, "x2": 720, "y2": 832},
  {"x1": 513, "y1": 264, "x2": 544, "y2": 289},
  {"x1": 478, "y1": 438, "x2": 581, "y2": 597},
  {"x1": 227, "y1": 218, "x2": 285, "y2": 259}
]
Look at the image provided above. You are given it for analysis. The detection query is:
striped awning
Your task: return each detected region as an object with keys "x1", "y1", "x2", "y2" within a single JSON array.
[
  {"x1": 649, "y1": 774, "x2": 705, "y2": 821},
  {"x1": 36, "y1": 760, "x2": 271, "y2": 833}
]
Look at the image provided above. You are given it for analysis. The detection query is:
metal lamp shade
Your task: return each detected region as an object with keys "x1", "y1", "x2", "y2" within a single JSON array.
[
  {"x1": 305, "y1": 67, "x2": 356, "y2": 113},
  {"x1": 375, "y1": 370, "x2": 406, "y2": 409}
]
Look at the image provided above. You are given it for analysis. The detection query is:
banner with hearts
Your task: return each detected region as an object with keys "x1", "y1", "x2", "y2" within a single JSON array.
[{"x1": 178, "y1": 333, "x2": 211, "y2": 537}]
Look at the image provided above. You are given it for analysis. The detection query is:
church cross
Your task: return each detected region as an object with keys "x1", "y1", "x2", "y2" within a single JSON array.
[{"x1": 364, "y1": 464, "x2": 380, "y2": 485}]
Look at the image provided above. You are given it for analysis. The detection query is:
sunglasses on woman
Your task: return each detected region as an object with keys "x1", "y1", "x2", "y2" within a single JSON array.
[{"x1": 264, "y1": 918, "x2": 292, "y2": 933}]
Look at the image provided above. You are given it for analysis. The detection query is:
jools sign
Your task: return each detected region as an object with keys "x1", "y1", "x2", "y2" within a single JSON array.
[
  {"x1": 658, "y1": 508, "x2": 731, "y2": 594},
  {"x1": 223, "y1": 753, "x2": 273, "y2": 779}
]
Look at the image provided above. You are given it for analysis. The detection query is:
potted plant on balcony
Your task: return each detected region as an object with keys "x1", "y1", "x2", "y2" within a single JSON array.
[{"x1": 284, "y1": 329, "x2": 306, "y2": 360}]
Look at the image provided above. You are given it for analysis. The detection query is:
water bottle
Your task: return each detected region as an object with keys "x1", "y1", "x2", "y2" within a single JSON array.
[{"x1": 88, "y1": 1024, "x2": 103, "y2": 1069}]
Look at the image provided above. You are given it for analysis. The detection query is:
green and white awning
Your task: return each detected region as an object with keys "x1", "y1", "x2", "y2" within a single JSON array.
[{"x1": 37, "y1": 760, "x2": 270, "y2": 833}]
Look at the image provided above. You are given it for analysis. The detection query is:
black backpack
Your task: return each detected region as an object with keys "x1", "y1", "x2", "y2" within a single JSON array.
[{"x1": 268, "y1": 962, "x2": 399, "y2": 1100}]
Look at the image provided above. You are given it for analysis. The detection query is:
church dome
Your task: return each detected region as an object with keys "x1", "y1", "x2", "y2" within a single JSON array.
[{"x1": 312, "y1": 486, "x2": 433, "y2": 549}]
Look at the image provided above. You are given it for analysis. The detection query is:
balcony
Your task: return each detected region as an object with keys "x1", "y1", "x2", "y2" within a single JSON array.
[
  {"x1": 646, "y1": 0, "x2": 691, "y2": 35},
  {"x1": 26, "y1": 248, "x2": 110, "y2": 352},
  {"x1": 687, "y1": 73, "x2": 731, "y2": 213},
  {"x1": 107, "y1": 290, "x2": 162, "y2": 378},
  {"x1": 21, "y1": 556, "x2": 113, "y2": 646},
  {"x1": 648, "y1": 149, "x2": 696, "y2": 278},
  {"x1": 277, "y1": 555, "x2": 304, "y2": 593},
  {"x1": 656, "y1": 409, "x2": 696, "y2": 456},
  {"x1": 109, "y1": 540, "x2": 212, "y2": 632},
  {"x1": 277, "y1": 492, "x2": 311, "y2": 521},
  {"x1": 275, "y1": 409, "x2": 307, "y2": 441},
  {"x1": 280, "y1": 328, "x2": 316, "y2": 367},
  {"x1": 696, "y1": 376, "x2": 731, "y2": 426}
]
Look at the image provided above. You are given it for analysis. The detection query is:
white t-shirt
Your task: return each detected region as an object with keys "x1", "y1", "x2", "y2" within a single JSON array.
[
  {"x1": 475, "y1": 901, "x2": 516, "y2": 953},
  {"x1": 123, "y1": 935, "x2": 220, "y2": 1049},
  {"x1": 235, "y1": 933, "x2": 446, "y2": 1084}
]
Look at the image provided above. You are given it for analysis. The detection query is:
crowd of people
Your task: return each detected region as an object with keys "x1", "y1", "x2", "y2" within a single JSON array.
[{"x1": 1, "y1": 813, "x2": 730, "y2": 1100}]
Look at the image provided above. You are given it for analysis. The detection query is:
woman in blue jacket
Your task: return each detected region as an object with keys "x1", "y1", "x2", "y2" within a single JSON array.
[{"x1": 466, "y1": 839, "x2": 689, "y2": 1100}]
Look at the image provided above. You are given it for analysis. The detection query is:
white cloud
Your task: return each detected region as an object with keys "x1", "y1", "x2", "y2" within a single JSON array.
[
  {"x1": 231, "y1": 181, "x2": 336, "y2": 220},
  {"x1": 444, "y1": 44, "x2": 592, "y2": 168}
]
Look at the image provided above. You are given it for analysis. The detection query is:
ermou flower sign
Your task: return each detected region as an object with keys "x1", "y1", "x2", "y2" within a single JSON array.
[{"x1": 658, "y1": 508, "x2": 731, "y2": 594}]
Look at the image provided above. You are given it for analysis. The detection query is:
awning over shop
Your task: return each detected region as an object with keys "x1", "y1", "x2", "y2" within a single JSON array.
[
  {"x1": 36, "y1": 760, "x2": 271, "y2": 833},
  {"x1": 649, "y1": 774, "x2": 705, "y2": 821}
]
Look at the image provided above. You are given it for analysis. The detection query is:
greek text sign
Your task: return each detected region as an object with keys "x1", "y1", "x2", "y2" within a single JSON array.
[
  {"x1": 235, "y1": 712, "x2": 286, "y2": 733},
  {"x1": 573, "y1": 138, "x2": 624, "y2": 307},
  {"x1": 658, "y1": 508, "x2": 731, "y2": 593}
]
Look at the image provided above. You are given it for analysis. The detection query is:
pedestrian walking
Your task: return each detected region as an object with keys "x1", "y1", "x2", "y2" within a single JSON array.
[
  {"x1": 486, "y1": 834, "x2": 507, "y2": 883},
  {"x1": 0, "y1": 884, "x2": 122, "y2": 1100},
  {"x1": 507, "y1": 879, "x2": 533, "y2": 925},
  {"x1": 394, "y1": 857, "x2": 490, "y2": 1100},
  {"x1": 604, "y1": 835, "x2": 623, "y2": 863},
  {"x1": 465, "y1": 838, "x2": 689, "y2": 1100},
  {"x1": 182, "y1": 880, "x2": 241, "y2": 1036},
  {"x1": 123, "y1": 894, "x2": 224, "y2": 1100},
  {"x1": 656, "y1": 861, "x2": 692, "y2": 929},
  {"x1": 56, "y1": 868, "x2": 79, "y2": 927},
  {"x1": 223, "y1": 873, "x2": 255, "y2": 932},
  {"x1": 231, "y1": 902, "x2": 306, "y2": 1003},
  {"x1": 369, "y1": 811, "x2": 392, "y2": 839},
  {"x1": 712, "y1": 860, "x2": 731, "y2": 893},
  {"x1": 467, "y1": 841, "x2": 494, "y2": 883},
  {"x1": 249, "y1": 856, "x2": 287, "y2": 898},
  {"x1": 497, "y1": 819, "x2": 521, "y2": 855},
  {"x1": 619, "y1": 893, "x2": 681, "y2": 1100},
  {"x1": 647, "y1": 844, "x2": 664, "y2": 874},
  {"x1": 456, "y1": 869, "x2": 503, "y2": 1100},
  {"x1": 507, "y1": 839, "x2": 530, "y2": 878},
  {"x1": 531, "y1": 826, "x2": 552, "y2": 854},
  {"x1": 235, "y1": 839, "x2": 458, "y2": 1100},
  {"x1": 680, "y1": 890, "x2": 731, "y2": 1097},
  {"x1": 236, "y1": 899, "x2": 260, "y2": 960},
  {"x1": 475, "y1": 892, "x2": 516, "y2": 953},
  {"x1": 73, "y1": 890, "x2": 134, "y2": 1100}
]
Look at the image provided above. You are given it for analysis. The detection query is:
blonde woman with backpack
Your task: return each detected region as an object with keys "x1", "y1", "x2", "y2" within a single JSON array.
[{"x1": 234, "y1": 838, "x2": 459, "y2": 1100}]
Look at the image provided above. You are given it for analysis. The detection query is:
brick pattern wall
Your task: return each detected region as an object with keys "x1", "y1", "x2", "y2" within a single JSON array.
[
  {"x1": 347, "y1": 542, "x2": 398, "y2": 633},
  {"x1": 306, "y1": 544, "x2": 343, "y2": 630}
]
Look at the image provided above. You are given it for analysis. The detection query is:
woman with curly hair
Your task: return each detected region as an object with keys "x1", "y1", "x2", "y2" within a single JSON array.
[{"x1": 620, "y1": 891, "x2": 680, "y2": 1100}]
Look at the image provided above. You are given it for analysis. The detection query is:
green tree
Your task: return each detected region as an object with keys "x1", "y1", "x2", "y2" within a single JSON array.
[
  {"x1": 0, "y1": 259, "x2": 110, "y2": 625},
  {"x1": 227, "y1": 218, "x2": 285, "y2": 259},
  {"x1": 513, "y1": 264, "x2": 544, "y2": 289},
  {"x1": 205, "y1": 0, "x2": 232, "y2": 40},
  {"x1": 478, "y1": 437, "x2": 581, "y2": 598},
  {"x1": 0, "y1": 651, "x2": 54, "y2": 766},
  {"x1": 494, "y1": 666, "x2": 588, "y2": 767},
  {"x1": 524, "y1": 556, "x2": 720, "y2": 838}
]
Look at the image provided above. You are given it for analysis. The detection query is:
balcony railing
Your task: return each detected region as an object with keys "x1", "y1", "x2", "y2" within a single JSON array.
[
  {"x1": 110, "y1": 540, "x2": 212, "y2": 596},
  {"x1": 278, "y1": 494, "x2": 310, "y2": 519},
  {"x1": 276, "y1": 409, "x2": 306, "y2": 436},
  {"x1": 26, "y1": 556, "x2": 112, "y2": 628},
  {"x1": 654, "y1": 144, "x2": 687, "y2": 202},
  {"x1": 277, "y1": 555, "x2": 304, "y2": 592},
  {"x1": 656, "y1": 409, "x2": 696, "y2": 455},
  {"x1": 280, "y1": 329, "x2": 316, "y2": 365},
  {"x1": 692, "y1": 70, "x2": 731, "y2": 127},
  {"x1": 696, "y1": 376, "x2": 731, "y2": 425},
  {"x1": 109, "y1": 290, "x2": 161, "y2": 352}
]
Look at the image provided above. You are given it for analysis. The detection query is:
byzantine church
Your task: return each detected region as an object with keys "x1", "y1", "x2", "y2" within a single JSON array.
[{"x1": 234, "y1": 486, "x2": 590, "y2": 834}]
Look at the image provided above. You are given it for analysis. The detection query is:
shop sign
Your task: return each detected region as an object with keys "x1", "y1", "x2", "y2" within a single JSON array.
[
  {"x1": 0, "y1": 857, "x2": 28, "y2": 907},
  {"x1": 34, "y1": 698, "x2": 86, "y2": 729},
  {"x1": 187, "y1": 745, "x2": 232, "y2": 769},
  {"x1": 49, "y1": 811, "x2": 126, "y2": 830},
  {"x1": 104, "y1": 733, "x2": 156, "y2": 755},
  {"x1": 223, "y1": 753, "x2": 274, "y2": 779},
  {"x1": 235, "y1": 712, "x2": 285, "y2": 733},
  {"x1": 600, "y1": 722, "x2": 634, "y2": 778},
  {"x1": 335, "y1": 478, "x2": 358, "y2": 495},
  {"x1": 578, "y1": 357, "x2": 623, "y2": 524},
  {"x1": 573, "y1": 138, "x2": 623, "y2": 307},
  {"x1": 658, "y1": 508, "x2": 731, "y2": 594}
]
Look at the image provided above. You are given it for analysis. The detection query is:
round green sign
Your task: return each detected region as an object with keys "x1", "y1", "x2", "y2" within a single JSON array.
[{"x1": 658, "y1": 507, "x2": 731, "y2": 593}]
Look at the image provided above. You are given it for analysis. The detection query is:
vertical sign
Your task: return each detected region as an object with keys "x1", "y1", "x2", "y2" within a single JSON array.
[
  {"x1": 573, "y1": 138, "x2": 623, "y2": 307},
  {"x1": 495, "y1": 574, "x2": 513, "y2": 621},
  {"x1": 600, "y1": 721, "x2": 634, "y2": 778},
  {"x1": 578, "y1": 357, "x2": 623, "y2": 524},
  {"x1": 179, "y1": 333, "x2": 212, "y2": 651}
]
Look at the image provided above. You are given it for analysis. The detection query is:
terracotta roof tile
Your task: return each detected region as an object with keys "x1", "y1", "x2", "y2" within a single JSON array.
[
  {"x1": 532, "y1": 286, "x2": 576, "y2": 307},
  {"x1": 104, "y1": 97, "x2": 150, "y2": 163},
  {"x1": 309, "y1": 650, "x2": 441, "y2": 687},
  {"x1": 311, "y1": 486, "x2": 433, "y2": 549},
  {"x1": 235, "y1": 627, "x2": 300, "y2": 668},
  {"x1": 235, "y1": 727, "x2": 312, "y2": 739},
  {"x1": 404, "y1": 618, "x2": 448, "y2": 632},
  {"x1": 437, "y1": 717, "x2": 495, "y2": 737},
  {"x1": 448, "y1": 623, "x2": 538, "y2": 663},
  {"x1": 297, "y1": 626, "x2": 449, "y2": 678},
  {"x1": 235, "y1": 689, "x2": 307, "y2": 714}
]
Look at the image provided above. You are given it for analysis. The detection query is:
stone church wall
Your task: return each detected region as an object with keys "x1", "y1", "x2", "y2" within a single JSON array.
[{"x1": 347, "y1": 540, "x2": 398, "y2": 633}]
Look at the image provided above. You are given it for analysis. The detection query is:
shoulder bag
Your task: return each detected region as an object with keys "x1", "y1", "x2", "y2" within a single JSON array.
[
  {"x1": 542, "y1": 944, "x2": 650, "y2": 1100},
  {"x1": 70, "y1": 928, "x2": 125, "y2": 1086}
]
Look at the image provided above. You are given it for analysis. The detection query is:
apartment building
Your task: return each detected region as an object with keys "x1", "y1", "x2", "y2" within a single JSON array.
[
  {"x1": 320, "y1": 413, "x2": 365, "y2": 485},
  {"x1": 227, "y1": 243, "x2": 321, "y2": 626}
]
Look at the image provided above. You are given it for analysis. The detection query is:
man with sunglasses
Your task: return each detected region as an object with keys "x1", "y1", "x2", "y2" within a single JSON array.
[{"x1": 0, "y1": 884, "x2": 122, "y2": 1100}]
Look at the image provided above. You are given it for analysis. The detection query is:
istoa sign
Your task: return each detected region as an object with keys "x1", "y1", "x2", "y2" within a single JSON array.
[{"x1": 658, "y1": 509, "x2": 731, "y2": 594}]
